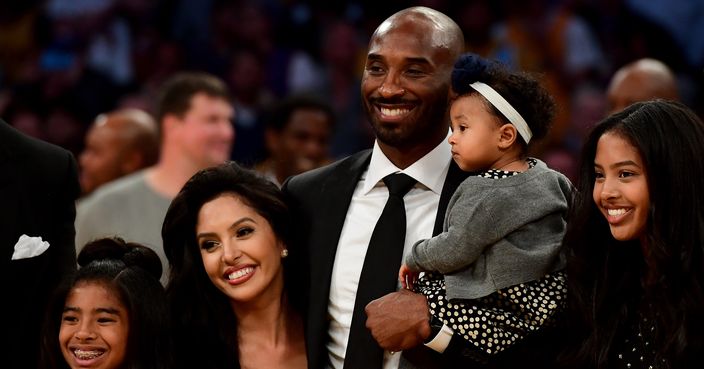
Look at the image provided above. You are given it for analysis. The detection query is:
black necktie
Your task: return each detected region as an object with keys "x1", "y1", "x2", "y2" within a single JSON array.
[{"x1": 344, "y1": 173, "x2": 417, "y2": 369}]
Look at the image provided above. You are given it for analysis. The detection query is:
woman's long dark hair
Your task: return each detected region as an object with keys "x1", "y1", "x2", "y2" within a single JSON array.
[
  {"x1": 162, "y1": 161, "x2": 302, "y2": 369},
  {"x1": 39, "y1": 237, "x2": 171, "y2": 369},
  {"x1": 563, "y1": 100, "x2": 704, "y2": 368}
]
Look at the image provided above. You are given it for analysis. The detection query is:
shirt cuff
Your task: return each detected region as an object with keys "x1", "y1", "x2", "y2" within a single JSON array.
[{"x1": 423, "y1": 324, "x2": 453, "y2": 353}]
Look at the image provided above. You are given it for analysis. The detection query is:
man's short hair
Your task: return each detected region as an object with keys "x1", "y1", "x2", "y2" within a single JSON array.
[
  {"x1": 265, "y1": 94, "x2": 336, "y2": 132},
  {"x1": 155, "y1": 72, "x2": 231, "y2": 124}
]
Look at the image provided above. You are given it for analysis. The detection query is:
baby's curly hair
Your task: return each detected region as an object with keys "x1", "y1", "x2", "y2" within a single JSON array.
[{"x1": 451, "y1": 53, "x2": 555, "y2": 150}]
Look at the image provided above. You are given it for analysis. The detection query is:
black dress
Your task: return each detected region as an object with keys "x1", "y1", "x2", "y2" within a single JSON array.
[{"x1": 612, "y1": 305, "x2": 663, "y2": 369}]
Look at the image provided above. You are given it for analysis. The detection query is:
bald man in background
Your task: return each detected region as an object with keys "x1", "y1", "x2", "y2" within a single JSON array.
[
  {"x1": 76, "y1": 72, "x2": 234, "y2": 284},
  {"x1": 606, "y1": 58, "x2": 680, "y2": 114},
  {"x1": 79, "y1": 108, "x2": 159, "y2": 195}
]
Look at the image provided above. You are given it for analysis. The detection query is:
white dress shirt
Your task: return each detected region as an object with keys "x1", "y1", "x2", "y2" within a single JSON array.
[{"x1": 326, "y1": 136, "x2": 452, "y2": 369}]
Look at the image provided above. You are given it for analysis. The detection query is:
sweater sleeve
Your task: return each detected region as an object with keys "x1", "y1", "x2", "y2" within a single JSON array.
[{"x1": 405, "y1": 182, "x2": 501, "y2": 273}]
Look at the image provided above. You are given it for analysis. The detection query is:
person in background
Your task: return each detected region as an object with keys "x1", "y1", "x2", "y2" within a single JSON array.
[
  {"x1": 79, "y1": 108, "x2": 159, "y2": 196},
  {"x1": 606, "y1": 58, "x2": 679, "y2": 114},
  {"x1": 0, "y1": 118, "x2": 80, "y2": 369},
  {"x1": 75, "y1": 72, "x2": 234, "y2": 284},
  {"x1": 39, "y1": 237, "x2": 171, "y2": 369},
  {"x1": 255, "y1": 94, "x2": 335, "y2": 187},
  {"x1": 163, "y1": 162, "x2": 306, "y2": 369},
  {"x1": 561, "y1": 100, "x2": 704, "y2": 368}
]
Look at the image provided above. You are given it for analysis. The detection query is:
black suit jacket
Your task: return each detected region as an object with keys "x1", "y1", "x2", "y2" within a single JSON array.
[
  {"x1": 283, "y1": 150, "x2": 469, "y2": 369},
  {"x1": 0, "y1": 120, "x2": 80, "y2": 369}
]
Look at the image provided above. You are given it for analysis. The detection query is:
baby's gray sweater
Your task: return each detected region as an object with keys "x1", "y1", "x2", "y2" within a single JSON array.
[{"x1": 405, "y1": 159, "x2": 572, "y2": 300}]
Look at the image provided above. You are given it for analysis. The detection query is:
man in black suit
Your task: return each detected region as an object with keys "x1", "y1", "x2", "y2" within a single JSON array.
[
  {"x1": 283, "y1": 7, "x2": 470, "y2": 369},
  {"x1": 0, "y1": 119, "x2": 80, "y2": 369}
]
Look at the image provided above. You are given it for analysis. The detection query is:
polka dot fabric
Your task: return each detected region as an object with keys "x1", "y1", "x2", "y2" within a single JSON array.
[
  {"x1": 477, "y1": 158, "x2": 538, "y2": 180},
  {"x1": 414, "y1": 159, "x2": 567, "y2": 360},
  {"x1": 416, "y1": 271, "x2": 566, "y2": 359}
]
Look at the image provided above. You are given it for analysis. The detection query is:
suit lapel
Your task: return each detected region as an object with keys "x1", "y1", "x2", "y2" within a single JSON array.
[
  {"x1": 305, "y1": 151, "x2": 371, "y2": 369},
  {"x1": 309, "y1": 151, "x2": 372, "y2": 303},
  {"x1": 0, "y1": 120, "x2": 16, "y2": 175},
  {"x1": 432, "y1": 161, "x2": 470, "y2": 236}
]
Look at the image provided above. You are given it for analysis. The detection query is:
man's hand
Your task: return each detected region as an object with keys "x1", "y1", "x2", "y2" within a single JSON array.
[{"x1": 364, "y1": 289, "x2": 431, "y2": 351}]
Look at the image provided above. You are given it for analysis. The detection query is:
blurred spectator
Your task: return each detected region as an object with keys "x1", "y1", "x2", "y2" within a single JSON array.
[
  {"x1": 572, "y1": 84, "x2": 608, "y2": 140},
  {"x1": 606, "y1": 58, "x2": 679, "y2": 114},
  {"x1": 132, "y1": 40, "x2": 186, "y2": 98},
  {"x1": 2, "y1": 104, "x2": 44, "y2": 140},
  {"x1": 541, "y1": 147, "x2": 578, "y2": 183},
  {"x1": 75, "y1": 72, "x2": 234, "y2": 284},
  {"x1": 117, "y1": 89, "x2": 155, "y2": 113},
  {"x1": 45, "y1": 0, "x2": 133, "y2": 84},
  {"x1": 228, "y1": 49, "x2": 276, "y2": 165},
  {"x1": 626, "y1": 0, "x2": 704, "y2": 68},
  {"x1": 451, "y1": 0, "x2": 499, "y2": 56},
  {"x1": 624, "y1": 0, "x2": 704, "y2": 111},
  {"x1": 79, "y1": 108, "x2": 158, "y2": 195},
  {"x1": 44, "y1": 103, "x2": 85, "y2": 155},
  {"x1": 171, "y1": 0, "x2": 214, "y2": 52},
  {"x1": 41, "y1": 0, "x2": 128, "y2": 117},
  {"x1": 544, "y1": 84, "x2": 607, "y2": 183},
  {"x1": 0, "y1": 2, "x2": 44, "y2": 85},
  {"x1": 318, "y1": 19, "x2": 372, "y2": 158},
  {"x1": 266, "y1": 1, "x2": 325, "y2": 97},
  {"x1": 490, "y1": 0, "x2": 607, "y2": 153},
  {"x1": 0, "y1": 0, "x2": 702, "y2": 170},
  {"x1": 255, "y1": 94, "x2": 335, "y2": 187}
]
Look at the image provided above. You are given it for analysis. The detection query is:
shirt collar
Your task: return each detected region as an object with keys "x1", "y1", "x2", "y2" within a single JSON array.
[{"x1": 362, "y1": 131, "x2": 452, "y2": 195}]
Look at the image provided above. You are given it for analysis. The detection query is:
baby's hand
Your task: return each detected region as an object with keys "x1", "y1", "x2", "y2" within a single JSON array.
[{"x1": 398, "y1": 264, "x2": 418, "y2": 290}]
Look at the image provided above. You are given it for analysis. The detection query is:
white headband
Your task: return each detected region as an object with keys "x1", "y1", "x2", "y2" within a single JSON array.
[{"x1": 469, "y1": 82, "x2": 532, "y2": 143}]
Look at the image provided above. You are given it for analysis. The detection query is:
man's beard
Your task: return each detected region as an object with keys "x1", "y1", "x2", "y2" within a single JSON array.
[{"x1": 364, "y1": 96, "x2": 448, "y2": 149}]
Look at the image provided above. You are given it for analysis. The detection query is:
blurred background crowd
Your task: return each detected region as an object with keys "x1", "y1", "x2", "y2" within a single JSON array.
[{"x1": 1, "y1": 0, "x2": 702, "y2": 191}]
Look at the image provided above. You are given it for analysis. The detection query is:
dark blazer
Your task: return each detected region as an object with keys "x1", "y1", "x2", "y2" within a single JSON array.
[
  {"x1": 283, "y1": 149, "x2": 469, "y2": 369},
  {"x1": 0, "y1": 120, "x2": 80, "y2": 369}
]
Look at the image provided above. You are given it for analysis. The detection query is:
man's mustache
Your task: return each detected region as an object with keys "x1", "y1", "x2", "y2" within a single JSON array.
[{"x1": 368, "y1": 97, "x2": 416, "y2": 105}]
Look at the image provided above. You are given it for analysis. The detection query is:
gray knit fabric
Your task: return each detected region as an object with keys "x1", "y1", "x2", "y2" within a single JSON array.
[
  {"x1": 75, "y1": 170, "x2": 172, "y2": 285},
  {"x1": 404, "y1": 159, "x2": 572, "y2": 300}
]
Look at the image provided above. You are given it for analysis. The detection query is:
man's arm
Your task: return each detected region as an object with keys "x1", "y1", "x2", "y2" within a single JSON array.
[
  {"x1": 364, "y1": 289, "x2": 432, "y2": 351},
  {"x1": 364, "y1": 289, "x2": 481, "y2": 358}
]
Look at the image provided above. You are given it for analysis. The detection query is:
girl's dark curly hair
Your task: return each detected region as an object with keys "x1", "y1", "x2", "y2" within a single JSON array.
[{"x1": 451, "y1": 53, "x2": 555, "y2": 153}]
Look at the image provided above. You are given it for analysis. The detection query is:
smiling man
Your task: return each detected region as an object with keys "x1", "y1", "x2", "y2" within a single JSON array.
[
  {"x1": 283, "y1": 7, "x2": 474, "y2": 369},
  {"x1": 76, "y1": 73, "x2": 234, "y2": 284}
]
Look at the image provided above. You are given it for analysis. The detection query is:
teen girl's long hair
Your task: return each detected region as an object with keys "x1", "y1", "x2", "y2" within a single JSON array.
[{"x1": 563, "y1": 100, "x2": 704, "y2": 368}]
